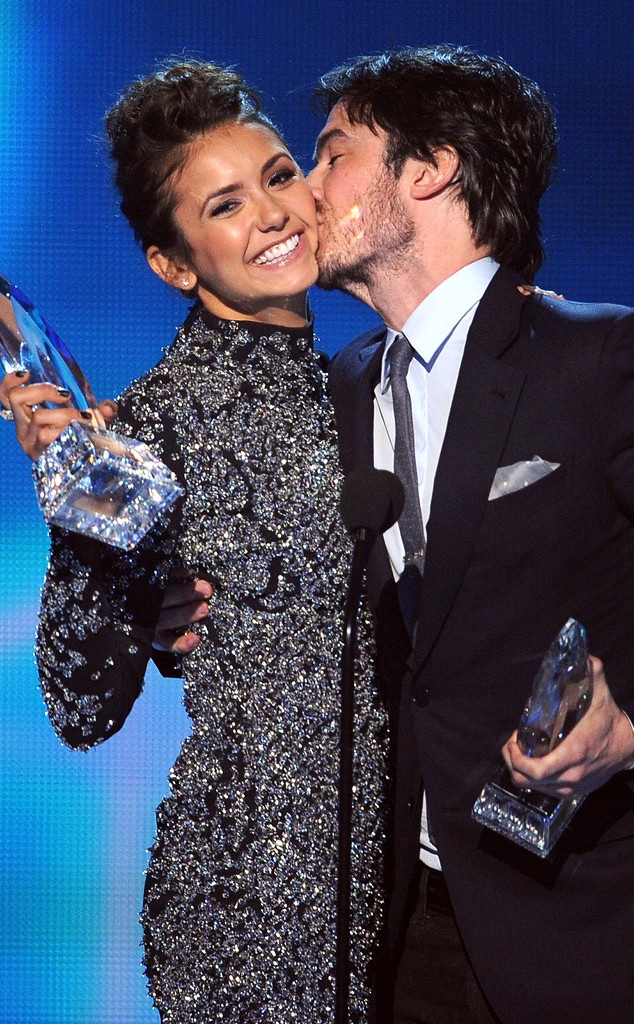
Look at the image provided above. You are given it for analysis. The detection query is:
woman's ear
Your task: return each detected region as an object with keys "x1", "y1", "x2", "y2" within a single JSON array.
[
  {"x1": 146, "y1": 246, "x2": 197, "y2": 292},
  {"x1": 409, "y1": 146, "x2": 460, "y2": 200}
]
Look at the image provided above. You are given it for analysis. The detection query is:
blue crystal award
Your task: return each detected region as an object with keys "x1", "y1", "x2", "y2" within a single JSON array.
[
  {"x1": 0, "y1": 273, "x2": 183, "y2": 549},
  {"x1": 472, "y1": 618, "x2": 593, "y2": 856}
]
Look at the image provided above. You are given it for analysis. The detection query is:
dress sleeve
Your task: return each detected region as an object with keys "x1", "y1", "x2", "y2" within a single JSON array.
[
  {"x1": 33, "y1": 353, "x2": 189, "y2": 748},
  {"x1": 35, "y1": 515, "x2": 179, "y2": 750}
]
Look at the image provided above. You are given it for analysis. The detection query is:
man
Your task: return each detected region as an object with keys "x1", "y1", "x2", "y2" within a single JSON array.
[
  {"x1": 304, "y1": 45, "x2": 634, "y2": 1024},
  {"x1": 155, "y1": 46, "x2": 634, "y2": 1023}
]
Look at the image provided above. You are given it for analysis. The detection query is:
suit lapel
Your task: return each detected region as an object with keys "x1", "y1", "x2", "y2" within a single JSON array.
[
  {"x1": 413, "y1": 267, "x2": 531, "y2": 666},
  {"x1": 329, "y1": 331, "x2": 397, "y2": 612},
  {"x1": 332, "y1": 332, "x2": 384, "y2": 471}
]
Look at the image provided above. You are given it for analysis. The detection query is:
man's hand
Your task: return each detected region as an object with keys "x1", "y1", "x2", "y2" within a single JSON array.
[
  {"x1": 153, "y1": 572, "x2": 214, "y2": 655},
  {"x1": 0, "y1": 370, "x2": 117, "y2": 460},
  {"x1": 502, "y1": 655, "x2": 634, "y2": 799}
]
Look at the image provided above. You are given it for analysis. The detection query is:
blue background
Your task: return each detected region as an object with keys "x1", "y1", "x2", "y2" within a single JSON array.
[{"x1": 0, "y1": 1, "x2": 632, "y2": 1020}]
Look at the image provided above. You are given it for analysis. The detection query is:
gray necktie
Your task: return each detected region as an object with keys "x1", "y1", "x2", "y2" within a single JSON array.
[{"x1": 389, "y1": 332, "x2": 426, "y2": 635}]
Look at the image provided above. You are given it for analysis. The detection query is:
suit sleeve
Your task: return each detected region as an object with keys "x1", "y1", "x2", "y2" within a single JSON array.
[
  {"x1": 599, "y1": 306, "x2": 634, "y2": 722},
  {"x1": 601, "y1": 308, "x2": 634, "y2": 519}
]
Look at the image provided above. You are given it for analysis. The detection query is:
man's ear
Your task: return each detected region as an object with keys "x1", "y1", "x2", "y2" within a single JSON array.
[
  {"x1": 146, "y1": 246, "x2": 197, "y2": 292},
  {"x1": 408, "y1": 147, "x2": 460, "y2": 200}
]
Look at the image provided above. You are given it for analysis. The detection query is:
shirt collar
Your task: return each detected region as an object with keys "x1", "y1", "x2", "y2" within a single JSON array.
[{"x1": 381, "y1": 257, "x2": 499, "y2": 390}]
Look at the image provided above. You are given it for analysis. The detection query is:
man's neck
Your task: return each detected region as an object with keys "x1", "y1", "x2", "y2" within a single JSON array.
[{"x1": 366, "y1": 244, "x2": 492, "y2": 331}]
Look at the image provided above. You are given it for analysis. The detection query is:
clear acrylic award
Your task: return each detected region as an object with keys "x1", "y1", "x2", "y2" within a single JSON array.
[
  {"x1": 0, "y1": 273, "x2": 183, "y2": 550},
  {"x1": 472, "y1": 618, "x2": 593, "y2": 857}
]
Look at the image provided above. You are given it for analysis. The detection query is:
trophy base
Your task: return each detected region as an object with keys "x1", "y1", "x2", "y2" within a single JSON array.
[
  {"x1": 33, "y1": 420, "x2": 183, "y2": 550},
  {"x1": 472, "y1": 767, "x2": 584, "y2": 857}
]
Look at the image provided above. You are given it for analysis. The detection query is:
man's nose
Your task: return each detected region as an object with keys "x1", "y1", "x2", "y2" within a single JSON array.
[{"x1": 305, "y1": 167, "x2": 322, "y2": 199}]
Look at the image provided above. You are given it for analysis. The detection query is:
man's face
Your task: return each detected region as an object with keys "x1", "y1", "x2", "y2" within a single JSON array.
[{"x1": 306, "y1": 104, "x2": 415, "y2": 297}]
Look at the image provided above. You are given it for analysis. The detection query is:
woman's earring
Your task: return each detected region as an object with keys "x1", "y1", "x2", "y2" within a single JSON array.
[{"x1": 182, "y1": 278, "x2": 190, "y2": 288}]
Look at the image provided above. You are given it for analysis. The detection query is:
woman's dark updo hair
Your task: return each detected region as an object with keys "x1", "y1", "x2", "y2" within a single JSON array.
[{"x1": 105, "y1": 60, "x2": 283, "y2": 261}]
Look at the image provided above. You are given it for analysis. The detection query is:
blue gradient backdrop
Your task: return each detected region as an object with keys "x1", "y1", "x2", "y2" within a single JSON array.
[{"x1": 0, "y1": 1, "x2": 632, "y2": 1020}]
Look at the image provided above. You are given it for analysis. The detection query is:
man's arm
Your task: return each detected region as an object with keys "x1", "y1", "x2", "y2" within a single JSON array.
[
  {"x1": 149, "y1": 573, "x2": 213, "y2": 676},
  {"x1": 153, "y1": 574, "x2": 212, "y2": 654},
  {"x1": 504, "y1": 308, "x2": 634, "y2": 797}
]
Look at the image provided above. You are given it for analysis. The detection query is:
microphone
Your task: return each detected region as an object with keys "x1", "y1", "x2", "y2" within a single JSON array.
[
  {"x1": 335, "y1": 467, "x2": 404, "y2": 1024},
  {"x1": 340, "y1": 465, "x2": 404, "y2": 537}
]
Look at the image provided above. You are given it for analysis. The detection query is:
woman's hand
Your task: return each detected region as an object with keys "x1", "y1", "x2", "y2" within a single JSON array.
[{"x1": 0, "y1": 370, "x2": 117, "y2": 461}]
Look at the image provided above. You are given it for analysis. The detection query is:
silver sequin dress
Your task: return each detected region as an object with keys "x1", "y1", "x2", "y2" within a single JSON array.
[{"x1": 35, "y1": 306, "x2": 389, "y2": 1024}]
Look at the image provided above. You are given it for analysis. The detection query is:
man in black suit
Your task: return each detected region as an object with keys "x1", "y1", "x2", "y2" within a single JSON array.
[
  {"x1": 154, "y1": 45, "x2": 634, "y2": 1023},
  {"x1": 305, "y1": 45, "x2": 634, "y2": 1024}
]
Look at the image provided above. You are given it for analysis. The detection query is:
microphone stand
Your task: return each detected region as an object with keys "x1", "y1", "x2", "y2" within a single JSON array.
[
  {"x1": 335, "y1": 465, "x2": 403, "y2": 1023},
  {"x1": 336, "y1": 525, "x2": 371, "y2": 1024}
]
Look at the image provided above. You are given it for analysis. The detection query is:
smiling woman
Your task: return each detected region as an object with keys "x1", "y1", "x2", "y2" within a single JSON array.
[
  {"x1": 146, "y1": 122, "x2": 319, "y2": 324},
  {"x1": 0, "y1": 60, "x2": 388, "y2": 1024}
]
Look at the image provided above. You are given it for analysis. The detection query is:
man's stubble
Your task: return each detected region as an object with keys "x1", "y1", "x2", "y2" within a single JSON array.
[{"x1": 315, "y1": 165, "x2": 416, "y2": 298}]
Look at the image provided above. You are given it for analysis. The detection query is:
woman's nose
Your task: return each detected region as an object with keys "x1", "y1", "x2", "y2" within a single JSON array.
[{"x1": 256, "y1": 192, "x2": 288, "y2": 230}]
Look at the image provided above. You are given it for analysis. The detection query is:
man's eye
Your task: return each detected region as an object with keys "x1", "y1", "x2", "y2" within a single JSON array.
[{"x1": 328, "y1": 154, "x2": 342, "y2": 167}]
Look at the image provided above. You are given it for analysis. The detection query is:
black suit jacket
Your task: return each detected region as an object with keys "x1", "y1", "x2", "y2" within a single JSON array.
[{"x1": 329, "y1": 265, "x2": 634, "y2": 1024}]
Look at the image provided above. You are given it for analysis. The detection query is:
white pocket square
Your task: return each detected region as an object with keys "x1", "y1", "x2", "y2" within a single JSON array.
[{"x1": 488, "y1": 456, "x2": 560, "y2": 500}]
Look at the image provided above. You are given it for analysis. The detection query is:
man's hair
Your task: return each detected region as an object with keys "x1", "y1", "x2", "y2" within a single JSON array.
[
  {"x1": 314, "y1": 45, "x2": 558, "y2": 279},
  {"x1": 106, "y1": 60, "x2": 284, "y2": 259}
]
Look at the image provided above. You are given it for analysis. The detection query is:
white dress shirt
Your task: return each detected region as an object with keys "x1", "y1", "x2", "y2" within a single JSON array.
[{"x1": 373, "y1": 257, "x2": 500, "y2": 868}]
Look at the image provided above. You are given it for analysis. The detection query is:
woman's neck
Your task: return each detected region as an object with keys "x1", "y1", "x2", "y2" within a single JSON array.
[{"x1": 197, "y1": 291, "x2": 309, "y2": 328}]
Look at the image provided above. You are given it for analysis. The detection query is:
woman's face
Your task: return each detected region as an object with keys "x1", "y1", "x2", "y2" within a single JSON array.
[{"x1": 153, "y1": 122, "x2": 318, "y2": 326}]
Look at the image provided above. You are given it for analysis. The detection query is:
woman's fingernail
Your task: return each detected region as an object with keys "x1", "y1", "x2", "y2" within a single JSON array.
[
  {"x1": 15, "y1": 370, "x2": 27, "y2": 378},
  {"x1": 80, "y1": 410, "x2": 92, "y2": 420},
  {"x1": 57, "y1": 387, "x2": 71, "y2": 398}
]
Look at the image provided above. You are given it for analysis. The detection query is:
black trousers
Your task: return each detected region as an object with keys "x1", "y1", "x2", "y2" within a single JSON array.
[{"x1": 393, "y1": 865, "x2": 502, "y2": 1024}]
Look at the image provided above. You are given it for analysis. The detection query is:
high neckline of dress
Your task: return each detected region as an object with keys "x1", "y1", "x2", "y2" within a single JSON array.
[
  {"x1": 173, "y1": 303, "x2": 316, "y2": 364},
  {"x1": 198, "y1": 303, "x2": 312, "y2": 342}
]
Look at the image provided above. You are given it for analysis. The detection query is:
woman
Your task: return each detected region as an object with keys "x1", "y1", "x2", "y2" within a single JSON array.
[{"x1": 1, "y1": 62, "x2": 387, "y2": 1023}]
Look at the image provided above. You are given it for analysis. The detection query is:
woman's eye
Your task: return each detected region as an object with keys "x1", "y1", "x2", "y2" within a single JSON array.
[
  {"x1": 210, "y1": 199, "x2": 240, "y2": 217},
  {"x1": 269, "y1": 167, "x2": 297, "y2": 187}
]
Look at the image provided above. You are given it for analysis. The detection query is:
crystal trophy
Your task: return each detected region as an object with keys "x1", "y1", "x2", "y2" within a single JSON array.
[
  {"x1": 0, "y1": 273, "x2": 183, "y2": 549},
  {"x1": 472, "y1": 618, "x2": 593, "y2": 857}
]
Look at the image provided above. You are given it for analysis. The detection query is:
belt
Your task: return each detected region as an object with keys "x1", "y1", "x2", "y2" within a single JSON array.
[{"x1": 421, "y1": 865, "x2": 454, "y2": 917}]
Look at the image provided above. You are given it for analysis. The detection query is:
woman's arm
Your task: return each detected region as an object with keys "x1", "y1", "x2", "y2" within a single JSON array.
[
  {"x1": 2, "y1": 369, "x2": 183, "y2": 747},
  {"x1": 36, "y1": 521, "x2": 176, "y2": 750}
]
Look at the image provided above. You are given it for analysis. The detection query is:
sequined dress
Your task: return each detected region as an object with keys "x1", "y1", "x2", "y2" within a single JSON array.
[{"x1": 36, "y1": 306, "x2": 388, "y2": 1024}]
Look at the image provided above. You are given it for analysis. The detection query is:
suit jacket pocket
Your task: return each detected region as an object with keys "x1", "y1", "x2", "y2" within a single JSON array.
[
  {"x1": 473, "y1": 460, "x2": 572, "y2": 566},
  {"x1": 486, "y1": 460, "x2": 568, "y2": 517}
]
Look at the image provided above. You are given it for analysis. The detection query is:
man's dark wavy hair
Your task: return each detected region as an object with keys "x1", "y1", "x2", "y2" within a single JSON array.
[{"x1": 314, "y1": 45, "x2": 558, "y2": 280}]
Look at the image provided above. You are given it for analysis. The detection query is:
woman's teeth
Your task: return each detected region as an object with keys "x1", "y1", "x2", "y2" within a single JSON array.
[{"x1": 252, "y1": 234, "x2": 300, "y2": 265}]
